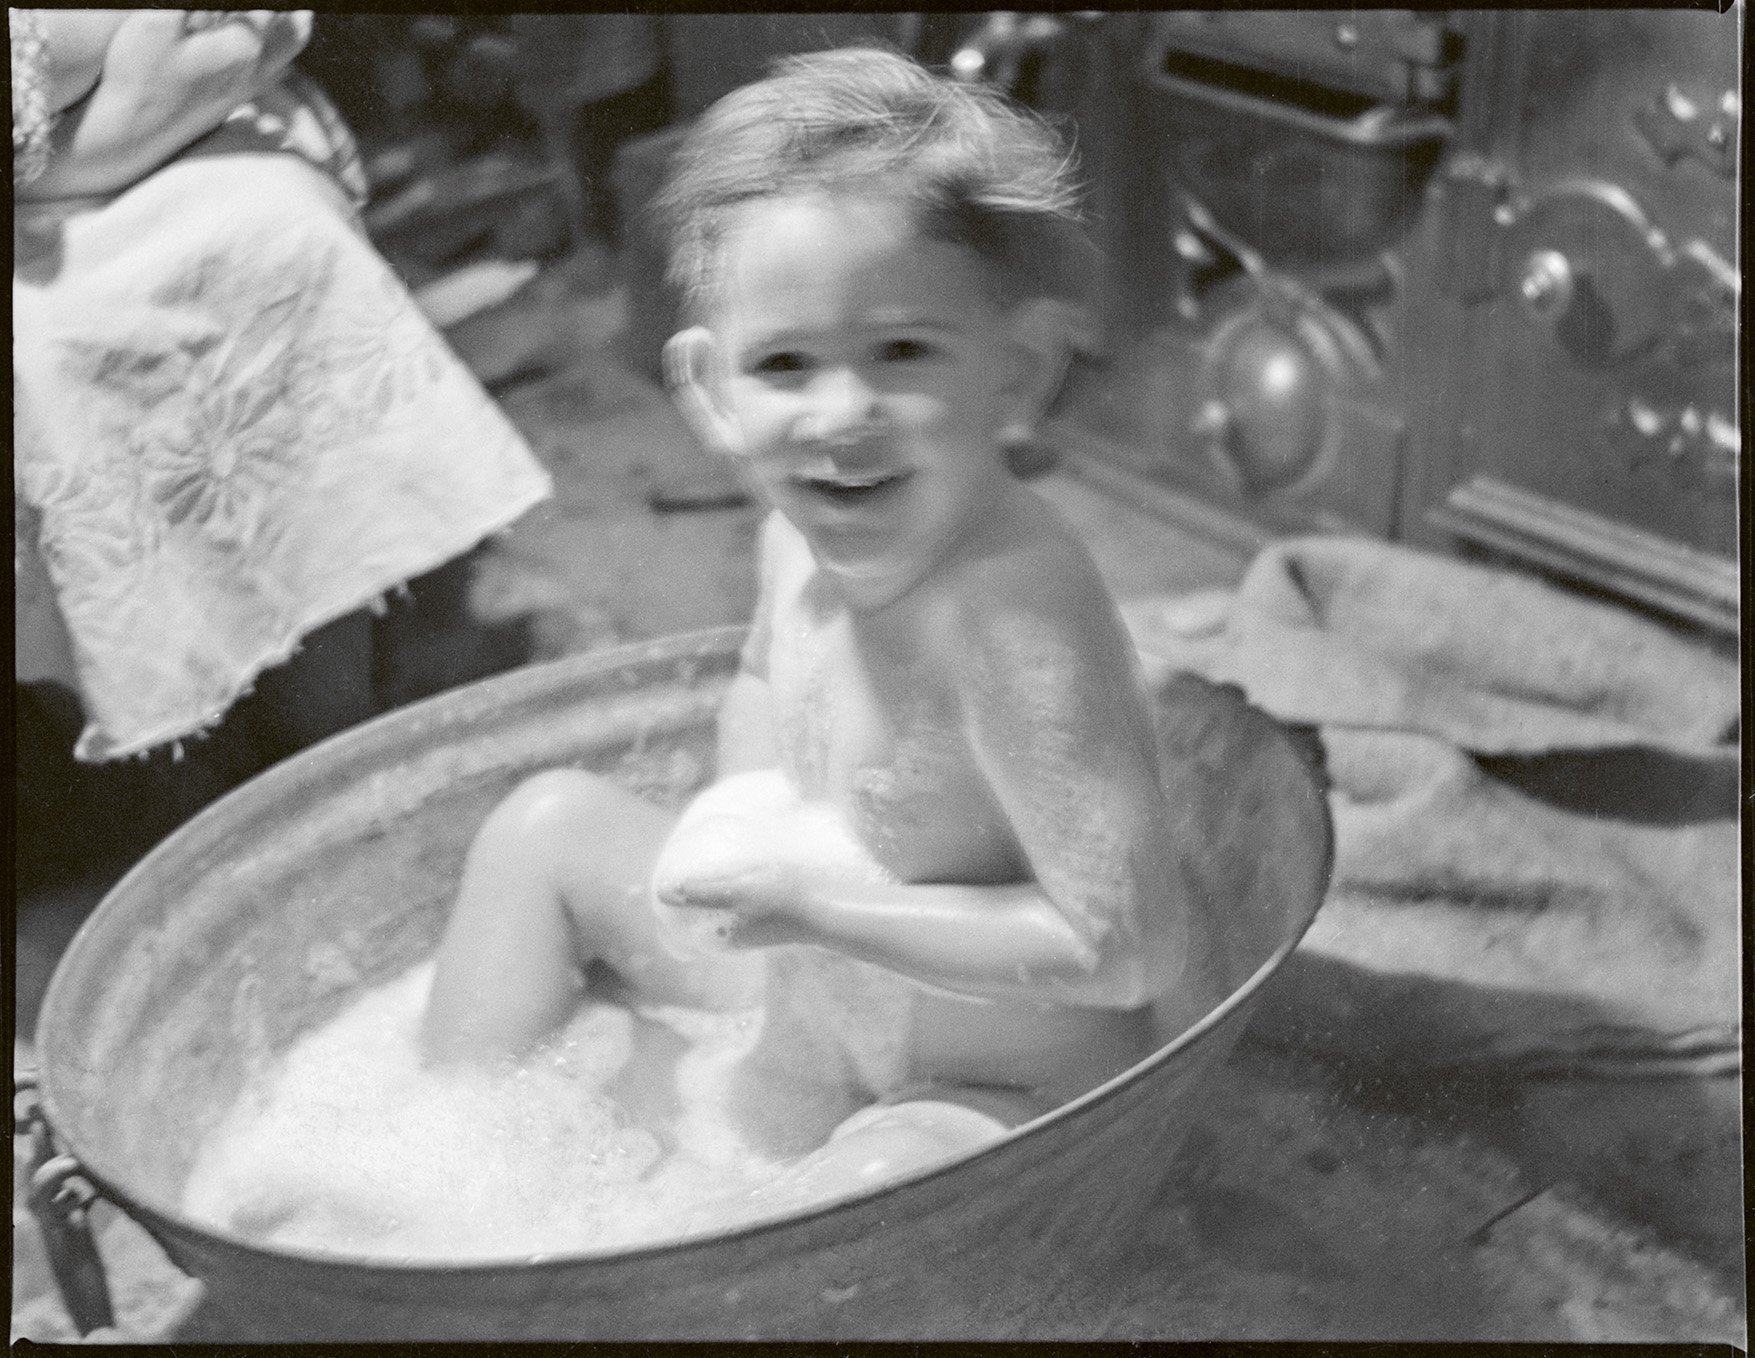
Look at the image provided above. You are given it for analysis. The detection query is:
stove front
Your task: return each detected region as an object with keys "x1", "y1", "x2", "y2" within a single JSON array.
[{"x1": 1044, "y1": 10, "x2": 1738, "y2": 633}]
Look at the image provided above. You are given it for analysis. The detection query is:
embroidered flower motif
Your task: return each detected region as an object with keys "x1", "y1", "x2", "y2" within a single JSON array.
[
  {"x1": 13, "y1": 125, "x2": 549, "y2": 759},
  {"x1": 140, "y1": 371, "x2": 305, "y2": 553},
  {"x1": 11, "y1": 9, "x2": 53, "y2": 186}
]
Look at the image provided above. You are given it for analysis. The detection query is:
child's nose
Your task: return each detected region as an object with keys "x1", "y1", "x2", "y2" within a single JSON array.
[{"x1": 795, "y1": 367, "x2": 879, "y2": 444}]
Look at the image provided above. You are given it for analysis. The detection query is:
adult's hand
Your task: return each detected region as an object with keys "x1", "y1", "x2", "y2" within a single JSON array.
[
  {"x1": 30, "y1": 10, "x2": 130, "y2": 113},
  {"x1": 19, "y1": 10, "x2": 314, "y2": 202},
  {"x1": 98, "y1": 10, "x2": 312, "y2": 124}
]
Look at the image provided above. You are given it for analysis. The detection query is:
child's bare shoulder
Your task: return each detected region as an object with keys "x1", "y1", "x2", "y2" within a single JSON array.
[
  {"x1": 929, "y1": 492, "x2": 1130, "y2": 680},
  {"x1": 952, "y1": 494, "x2": 1112, "y2": 622}
]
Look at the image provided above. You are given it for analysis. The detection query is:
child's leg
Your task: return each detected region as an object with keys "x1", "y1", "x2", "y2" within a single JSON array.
[{"x1": 421, "y1": 769, "x2": 758, "y2": 1067}]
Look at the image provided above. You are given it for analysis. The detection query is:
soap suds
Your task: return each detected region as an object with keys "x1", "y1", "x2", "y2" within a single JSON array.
[{"x1": 180, "y1": 961, "x2": 822, "y2": 1261}]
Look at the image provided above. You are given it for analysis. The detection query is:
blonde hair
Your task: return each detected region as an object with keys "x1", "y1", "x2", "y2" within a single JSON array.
[{"x1": 653, "y1": 47, "x2": 1091, "y2": 312}]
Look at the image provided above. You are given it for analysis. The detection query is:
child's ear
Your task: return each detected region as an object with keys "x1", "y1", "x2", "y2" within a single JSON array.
[
  {"x1": 663, "y1": 327, "x2": 745, "y2": 457},
  {"x1": 1002, "y1": 298, "x2": 1080, "y2": 438}
]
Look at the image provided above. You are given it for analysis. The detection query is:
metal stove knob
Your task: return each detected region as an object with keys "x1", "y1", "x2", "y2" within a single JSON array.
[
  {"x1": 1199, "y1": 318, "x2": 1329, "y2": 495},
  {"x1": 1518, "y1": 249, "x2": 1575, "y2": 317}
]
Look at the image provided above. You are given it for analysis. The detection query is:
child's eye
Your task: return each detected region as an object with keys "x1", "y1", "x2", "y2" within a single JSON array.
[
  {"x1": 878, "y1": 338, "x2": 934, "y2": 363},
  {"x1": 752, "y1": 351, "x2": 810, "y2": 376}
]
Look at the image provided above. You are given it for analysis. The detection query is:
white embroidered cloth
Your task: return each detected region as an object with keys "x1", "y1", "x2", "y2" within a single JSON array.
[{"x1": 14, "y1": 100, "x2": 551, "y2": 761}]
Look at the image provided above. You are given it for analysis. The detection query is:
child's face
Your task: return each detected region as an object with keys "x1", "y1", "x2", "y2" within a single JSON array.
[{"x1": 697, "y1": 193, "x2": 1034, "y2": 591}]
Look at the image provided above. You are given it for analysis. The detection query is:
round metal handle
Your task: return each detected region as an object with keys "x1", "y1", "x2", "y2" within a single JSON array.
[
  {"x1": 15, "y1": 1074, "x2": 118, "y2": 1336},
  {"x1": 1499, "y1": 180, "x2": 1671, "y2": 368}
]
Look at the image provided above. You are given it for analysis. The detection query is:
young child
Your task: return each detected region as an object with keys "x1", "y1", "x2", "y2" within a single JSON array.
[{"x1": 422, "y1": 48, "x2": 1214, "y2": 1189}]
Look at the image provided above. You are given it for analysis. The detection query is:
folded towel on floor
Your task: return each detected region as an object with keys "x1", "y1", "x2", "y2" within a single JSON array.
[{"x1": 1125, "y1": 536, "x2": 1740, "y2": 1075}]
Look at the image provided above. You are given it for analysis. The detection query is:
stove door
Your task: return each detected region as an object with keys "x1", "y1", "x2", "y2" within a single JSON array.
[
  {"x1": 1047, "y1": 12, "x2": 1459, "y2": 543},
  {"x1": 1406, "y1": 9, "x2": 1739, "y2": 632}
]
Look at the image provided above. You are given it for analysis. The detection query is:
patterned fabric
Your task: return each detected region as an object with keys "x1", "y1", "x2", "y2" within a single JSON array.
[
  {"x1": 14, "y1": 81, "x2": 551, "y2": 761},
  {"x1": 10, "y1": 8, "x2": 52, "y2": 186},
  {"x1": 196, "y1": 68, "x2": 370, "y2": 210}
]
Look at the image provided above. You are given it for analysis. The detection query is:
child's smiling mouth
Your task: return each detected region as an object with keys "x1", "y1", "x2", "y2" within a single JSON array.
[{"x1": 790, "y1": 469, "x2": 915, "y2": 508}]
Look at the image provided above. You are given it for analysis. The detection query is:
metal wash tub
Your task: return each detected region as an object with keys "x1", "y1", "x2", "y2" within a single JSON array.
[{"x1": 27, "y1": 628, "x2": 1331, "y2": 1340}]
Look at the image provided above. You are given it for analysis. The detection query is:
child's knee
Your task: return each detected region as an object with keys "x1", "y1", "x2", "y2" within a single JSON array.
[
  {"x1": 492, "y1": 769, "x2": 615, "y2": 838},
  {"x1": 465, "y1": 772, "x2": 621, "y2": 889}
]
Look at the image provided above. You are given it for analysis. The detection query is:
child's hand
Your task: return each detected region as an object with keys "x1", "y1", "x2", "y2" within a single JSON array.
[
  {"x1": 654, "y1": 822, "x2": 812, "y2": 947},
  {"x1": 659, "y1": 855, "x2": 803, "y2": 914},
  {"x1": 651, "y1": 772, "x2": 881, "y2": 950},
  {"x1": 652, "y1": 813, "x2": 770, "y2": 900}
]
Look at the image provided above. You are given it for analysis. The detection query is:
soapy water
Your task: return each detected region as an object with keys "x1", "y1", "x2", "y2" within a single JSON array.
[
  {"x1": 178, "y1": 961, "x2": 865, "y2": 1261},
  {"x1": 179, "y1": 768, "x2": 1017, "y2": 1263},
  {"x1": 180, "y1": 956, "x2": 1010, "y2": 1260}
]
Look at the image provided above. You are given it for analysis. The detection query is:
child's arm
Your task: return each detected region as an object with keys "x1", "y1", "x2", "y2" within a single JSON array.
[
  {"x1": 20, "y1": 10, "x2": 310, "y2": 201},
  {"x1": 715, "y1": 670, "x2": 780, "y2": 776},
  {"x1": 651, "y1": 512, "x2": 784, "y2": 902},
  {"x1": 713, "y1": 512, "x2": 783, "y2": 778},
  {"x1": 668, "y1": 576, "x2": 1194, "y2": 1010}
]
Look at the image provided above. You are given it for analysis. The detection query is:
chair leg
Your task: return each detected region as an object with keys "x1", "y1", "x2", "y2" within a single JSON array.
[
  {"x1": 537, "y1": 114, "x2": 590, "y2": 250},
  {"x1": 249, "y1": 609, "x2": 379, "y2": 762}
]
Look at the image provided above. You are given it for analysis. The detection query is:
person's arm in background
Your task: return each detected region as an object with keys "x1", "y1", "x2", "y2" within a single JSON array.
[
  {"x1": 19, "y1": 10, "x2": 312, "y2": 202},
  {"x1": 29, "y1": 10, "x2": 127, "y2": 114}
]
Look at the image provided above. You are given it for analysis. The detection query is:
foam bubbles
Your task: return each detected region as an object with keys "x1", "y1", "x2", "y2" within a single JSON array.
[{"x1": 180, "y1": 962, "x2": 797, "y2": 1261}]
